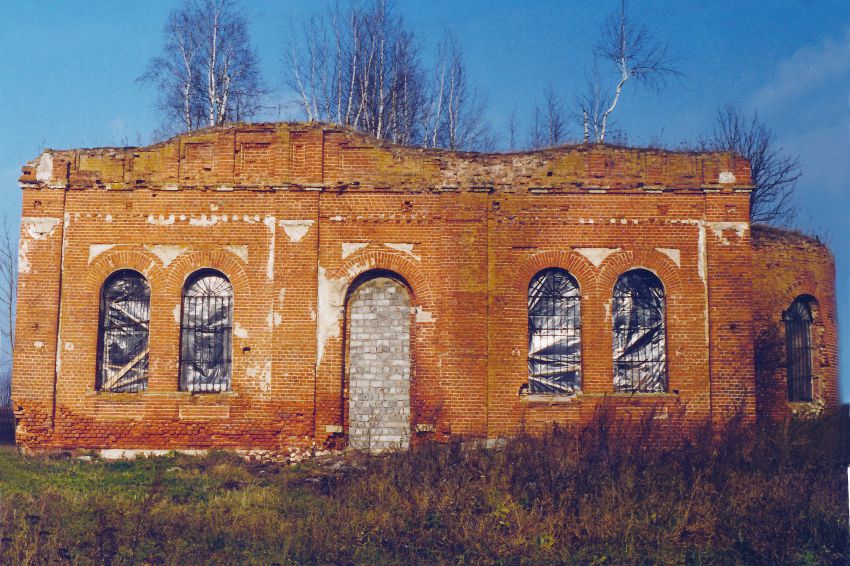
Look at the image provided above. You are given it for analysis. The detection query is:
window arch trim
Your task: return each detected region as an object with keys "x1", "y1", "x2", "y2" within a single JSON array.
[
  {"x1": 783, "y1": 296, "x2": 815, "y2": 402},
  {"x1": 527, "y1": 267, "x2": 582, "y2": 395},
  {"x1": 612, "y1": 268, "x2": 667, "y2": 393},
  {"x1": 179, "y1": 269, "x2": 234, "y2": 393},
  {"x1": 96, "y1": 269, "x2": 151, "y2": 393}
]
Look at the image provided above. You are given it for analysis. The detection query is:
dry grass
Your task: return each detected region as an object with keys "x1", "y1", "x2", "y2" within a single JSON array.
[{"x1": 0, "y1": 409, "x2": 847, "y2": 565}]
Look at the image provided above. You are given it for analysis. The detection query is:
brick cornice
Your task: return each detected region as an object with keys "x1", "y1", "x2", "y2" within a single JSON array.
[{"x1": 19, "y1": 122, "x2": 753, "y2": 194}]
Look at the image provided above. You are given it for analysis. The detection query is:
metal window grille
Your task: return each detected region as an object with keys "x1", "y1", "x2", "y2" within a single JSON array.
[
  {"x1": 612, "y1": 269, "x2": 667, "y2": 393},
  {"x1": 783, "y1": 298, "x2": 814, "y2": 402},
  {"x1": 96, "y1": 270, "x2": 150, "y2": 393},
  {"x1": 528, "y1": 268, "x2": 581, "y2": 394},
  {"x1": 179, "y1": 271, "x2": 233, "y2": 393}
]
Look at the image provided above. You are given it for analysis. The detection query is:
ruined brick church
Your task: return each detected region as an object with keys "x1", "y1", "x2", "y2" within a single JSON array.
[{"x1": 12, "y1": 123, "x2": 839, "y2": 452}]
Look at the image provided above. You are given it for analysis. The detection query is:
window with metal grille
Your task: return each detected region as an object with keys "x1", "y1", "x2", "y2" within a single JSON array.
[
  {"x1": 179, "y1": 270, "x2": 233, "y2": 393},
  {"x1": 783, "y1": 297, "x2": 814, "y2": 402},
  {"x1": 612, "y1": 269, "x2": 666, "y2": 393},
  {"x1": 528, "y1": 268, "x2": 581, "y2": 394},
  {"x1": 96, "y1": 270, "x2": 150, "y2": 393}
]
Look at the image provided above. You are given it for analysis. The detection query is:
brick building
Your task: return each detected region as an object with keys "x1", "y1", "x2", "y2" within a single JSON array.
[{"x1": 11, "y1": 122, "x2": 839, "y2": 452}]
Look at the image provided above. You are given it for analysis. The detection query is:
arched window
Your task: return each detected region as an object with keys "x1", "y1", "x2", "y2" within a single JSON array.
[
  {"x1": 528, "y1": 268, "x2": 581, "y2": 394},
  {"x1": 179, "y1": 270, "x2": 233, "y2": 392},
  {"x1": 612, "y1": 269, "x2": 666, "y2": 393},
  {"x1": 96, "y1": 270, "x2": 150, "y2": 392},
  {"x1": 783, "y1": 297, "x2": 814, "y2": 402}
]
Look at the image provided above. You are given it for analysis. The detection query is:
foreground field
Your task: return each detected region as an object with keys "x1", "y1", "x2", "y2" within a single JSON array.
[{"x1": 0, "y1": 412, "x2": 848, "y2": 565}]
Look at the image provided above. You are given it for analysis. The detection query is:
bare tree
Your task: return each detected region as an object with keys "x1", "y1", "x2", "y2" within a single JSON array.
[
  {"x1": 141, "y1": 0, "x2": 264, "y2": 135},
  {"x1": 422, "y1": 31, "x2": 492, "y2": 151},
  {"x1": 0, "y1": 216, "x2": 16, "y2": 437},
  {"x1": 711, "y1": 104, "x2": 801, "y2": 225},
  {"x1": 288, "y1": 3, "x2": 491, "y2": 150},
  {"x1": 577, "y1": 0, "x2": 679, "y2": 143},
  {"x1": 528, "y1": 105, "x2": 546, "y2": 151},
  {"x1": 527, "y1": 86, "x2": 567, "y2": 150},
  {"x1": 288, "y1": 0, "x2": 425, "y2": 145},
  {"x1": 506, "y1": 107, "x2": 520, "y2": 151},
  {"x1": 0, "y1": 216, "x2": 16, "y2": 373}
]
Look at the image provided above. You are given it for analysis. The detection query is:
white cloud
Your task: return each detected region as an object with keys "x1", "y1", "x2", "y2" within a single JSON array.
[{"x1": 751, "y1": 26, "x2": 850, "y2": 111}]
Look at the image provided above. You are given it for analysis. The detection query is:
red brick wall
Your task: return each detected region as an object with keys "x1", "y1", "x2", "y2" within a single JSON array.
[
  {"x1": 9, "y1": 122, "x2": 831, "y2": 451},
  {"x1": 751, "y1": 225, "x2": 839, "y2": 420}
]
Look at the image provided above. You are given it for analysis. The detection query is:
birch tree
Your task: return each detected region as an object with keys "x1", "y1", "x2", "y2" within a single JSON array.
[
  {"x1": 422, "y1": 31, "x2": 492, "y2": 151},
  {"x1": 578, "y1": 0, "x2": 679, "y2": 143},
  {"x1": 711, "y1": 104, "x2": 801, "y2": 225},
  {"x1": 288, "y1": 0, "x2": 425, "y2": 145},
  {"x1": 288, "y1": 3, "x2": 491, "y2": 150},
  {"x1": 141, "y1": 0, "x2": 264, "y2": 134}
]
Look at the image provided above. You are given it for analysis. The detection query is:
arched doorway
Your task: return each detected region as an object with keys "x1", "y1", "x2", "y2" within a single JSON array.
[{"x1": 346, "y1": 274, "x2": 412, "y2": 451}]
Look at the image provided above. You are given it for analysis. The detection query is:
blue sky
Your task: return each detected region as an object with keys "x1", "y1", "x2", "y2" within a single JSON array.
[{"x1": 1, "y1": 1, "x2": 848, "y2": 399}]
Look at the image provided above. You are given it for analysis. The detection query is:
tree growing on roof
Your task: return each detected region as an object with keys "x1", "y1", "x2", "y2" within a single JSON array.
[
  {"x1": 576, "y1": 0, "x2": 680, "y2": 144},
  {"x1": 287, "y1": 1, "x2": 492, "y2": 151},
  {"x1": 141, "y1": 0, "x2": 265, "y2": 136}
]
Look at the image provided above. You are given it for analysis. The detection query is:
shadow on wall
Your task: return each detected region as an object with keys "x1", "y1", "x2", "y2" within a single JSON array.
[{"x1": 0, "y1": 369, "x2": 12, "y2": 445}]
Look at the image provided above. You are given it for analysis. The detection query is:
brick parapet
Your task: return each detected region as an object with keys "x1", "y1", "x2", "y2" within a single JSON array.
[{"x1": 19, "y1": 123, "x2": 752, "y2": 194}]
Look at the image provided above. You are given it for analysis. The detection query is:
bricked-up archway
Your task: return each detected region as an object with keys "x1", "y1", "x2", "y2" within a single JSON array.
[{"x1": 345, "y1": 272, "x2": 412, "y2": 451}]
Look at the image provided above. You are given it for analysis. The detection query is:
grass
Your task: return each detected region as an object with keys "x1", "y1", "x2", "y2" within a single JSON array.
[{"x1": 0, "y1": 410, "x2": 848, "y2": 565}]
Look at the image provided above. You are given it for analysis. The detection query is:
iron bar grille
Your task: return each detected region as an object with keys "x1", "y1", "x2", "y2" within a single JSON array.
[
  {"x1": 612, "y1": 269, "x2": 667, "y2": 393},
  {"x1": 784, "y1": 298, "x2": 814, "y2": 402},
  {"x1": 528, "y1": 268, "x2": 581, "y2": 394},
  {"x1": 96, "y1": 270, "x2": 150, "y2": 392},
  {"x1": 179, "y1": 271, "x2": 233, "y2": 393}
]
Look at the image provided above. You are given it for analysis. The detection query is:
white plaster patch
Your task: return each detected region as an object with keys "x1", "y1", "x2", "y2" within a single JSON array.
[
  {"x1": 277, "y1": 288, "x2": 286, "y2": 307},
  {"x1": 105, "y1": 214, "x2": 113, "y2": 222},
  {"x1": 719, "y1": 171, "x2": 736, "y2": 184},
  {"x1": 35, "y1": 152, "x2": 53, "y2": 183},
  {"x1": 147, "y1": 214, "x2": 175, "y2": 226},
  {"x1": 23, "y1": 217, "x2": 61, "y2": 240},
  {"x1": 99, "y1": 449, "x2": 207, "y2": 460},
  {"x1": 210, "y1": 203, "x2": 219, "y2": 211},
  {"x1": 279, "y1": 219, "x2": 314, "y2": 243},
  {"x1": 698, "y1": 223, "x2": 707, "y2": 283},
  {"x1": 33, "y1": 341, "x2": 44, "y2": 349},
  {"x1": 144, "y1": 244, "x2": 188, "y2": 268},
  {"x1": 173, "y1": 304, "x2": 181, "y2": 324},
  {"x1": 414, "y1": 306, "x2": 435, "y2": 323},
  {"x1": 245, "y1": 360, "x2": 272, "y2": 393},
  {"x1": 266, "y1": 310, "x2": 283, "y2": 329},
  {"x1": 264, "y1": 215, "x2": 276, "y2": 280},
  {"x1": 708, "y1": 221, "x2": 748, "y2": 245},
  {"x1": 574, "y1": 247, "x2": 620, "y2": 268},
  {"x1": 656, "y1": 247, "x2": 681, "y2": 267},
  {"x1": 189, "y1": 214, "x2": 221, "y2": 227},
  {"x1": 234, "y1": 322, "x2": 248, "y2": 339},
  {"x1": 330, "y1": 215, "x2": 344, "y2": 222},
  {"x1": 224, "y1": 245, "x2": 248, "y2": 263},
  {"x1": 384, "y1": 243, "x2": 420, "y2": 261},
  {"x1": 342, "y1": 242, "x2": 369, "y2": 259},
  {"x1": 316, "y1": 266, "x2": 350, "y2": 365},
  {"x1": 88, "y1": 244, "x2": 116, "y2": 264},
  {"x1": 19, "y1": 217, "x2": 62, "y2": 274},
  {"x1": 259, "y1": 360, "x2": 272, "y2": 392},
  {"x1": 64, "y1": 342, "x2": 74, "y2": 351}
]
